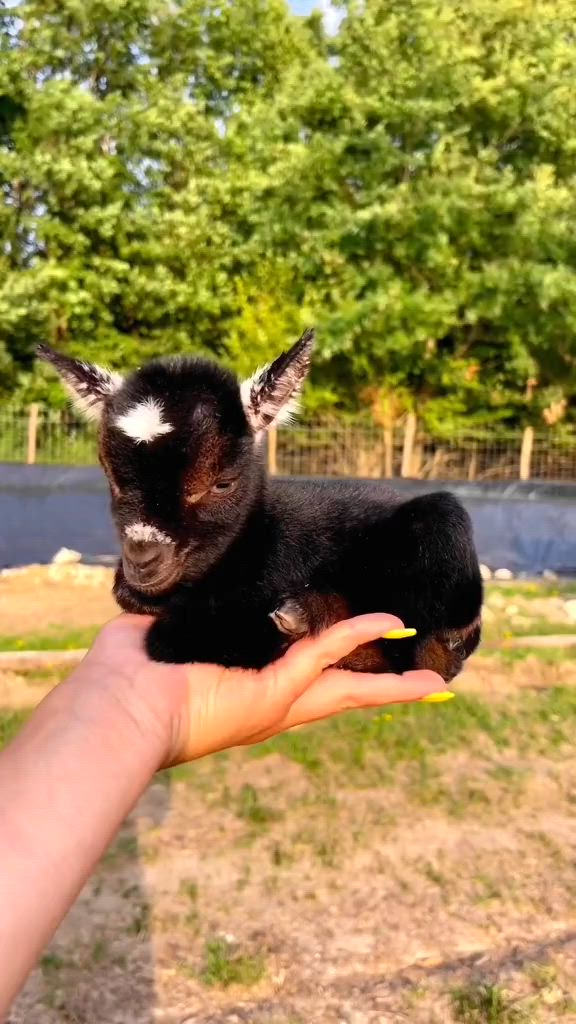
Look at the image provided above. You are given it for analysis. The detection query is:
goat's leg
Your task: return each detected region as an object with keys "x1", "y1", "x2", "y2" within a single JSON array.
[
  {"x1": 270, "y1": 591, "x2": 351, "y2": 638},
  {"x1": 270, "y1": 598, "x2": 310, "y2": 638},
  {"x1": 146, "y1": 605, "x2": 288, "y2": 669},
  {"x1": 271, "y1": 492, "x2": 483, "y2": 681},
  {"x1": 270, "y1": 592, "x2": 392, "y2": 672},
  {"x1": 152, "y1": 490, "x2": 482, "y2": 677},
  {"x1": 411, "y1": 620, "x2": 482, "y2": 681},
  {"x1": 358, "y1": 491, "x2": 483, "y2": 680}
]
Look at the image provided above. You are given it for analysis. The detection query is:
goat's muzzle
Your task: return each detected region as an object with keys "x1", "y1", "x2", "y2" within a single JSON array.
[{"x1": 121, "y1": 539, "x2": 182, "y2": 594}]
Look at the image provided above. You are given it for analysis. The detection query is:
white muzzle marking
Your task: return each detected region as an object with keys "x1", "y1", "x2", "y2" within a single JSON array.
[{"x1": 125, "y1": 522, "x2": 174, "y2": 545}]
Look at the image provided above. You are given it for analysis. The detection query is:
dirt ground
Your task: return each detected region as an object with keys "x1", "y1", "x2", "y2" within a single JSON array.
[
  {"x1": 0, "y1": 565, "x2": 117, "y2": 635},
  {"x1": 3, "y1": 573, "x2": 576, "y2": 1024}
]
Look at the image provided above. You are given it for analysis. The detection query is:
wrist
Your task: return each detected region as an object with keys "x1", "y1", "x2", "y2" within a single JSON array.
[{"x1": 59, "y1": 655, "x2": 173, "y2": 773}]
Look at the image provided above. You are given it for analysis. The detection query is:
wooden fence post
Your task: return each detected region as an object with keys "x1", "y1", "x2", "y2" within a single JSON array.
[
  {"x1": 267, "y1": 425, "x2": 278, "y2": 475},
  {"x1": 27, "y1": 403, "x2": 39, "y2": 465},
  {"x1": 401, "y1": 413, "x2": 417, "y2": 478},
  {"x1": 519, "y1": 426, "x2": 534, "y2": 481},
  {"x1": 429, "y1": 446, "x2": 443, "y2": 480},
  {"x1": 383, "y1": 427, "x2": 394, "y2": 478}
]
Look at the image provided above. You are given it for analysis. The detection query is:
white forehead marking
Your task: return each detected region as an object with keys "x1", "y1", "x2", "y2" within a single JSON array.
[
  {"x1": 125, "y1": 522, "x2": 174, "y2": 545},
  {"x1": 114, "y1": 397, "x2": 174, "y2": 444}
]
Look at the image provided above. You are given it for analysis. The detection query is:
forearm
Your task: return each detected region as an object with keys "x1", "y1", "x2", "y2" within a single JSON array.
[
  {"x1": 0, "y1": 609, "x2": 444, "y2": 1013},
  {"x1": 0, "y1": 669, "x2": 166, "y2": 1013}
]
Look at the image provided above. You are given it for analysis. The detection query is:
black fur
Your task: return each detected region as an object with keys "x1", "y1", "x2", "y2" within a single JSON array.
[
  {"x1": 142, "y1": 481, "x2": 482, "y2": 678},
  {"x1": 38, "y1": 333, "x2": 483, "y2": 678}
]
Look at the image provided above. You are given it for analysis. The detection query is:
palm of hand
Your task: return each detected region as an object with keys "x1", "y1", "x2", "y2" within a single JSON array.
[{"x1": 87, "y1": 613, "x2": 444, "y2": 768}]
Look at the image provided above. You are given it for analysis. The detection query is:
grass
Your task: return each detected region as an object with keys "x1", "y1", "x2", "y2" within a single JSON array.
[
  {"x1": 524, "y1": 963, "x2": 576, "y2": 1015},
  {"x1": 451, "y1": 983, "x2": 529, "y2": 1023},
  {"x1": 473, "y1": 874, "x2": 503, "y2": 903},
  {"x1": 90, "y1": 938, "x2": 109, "y2": 965},
  {"x1": 509, "y1": 619, "x2": 576, "y2": 637},
  {"x1": 233, "y1": 783, "x2": 282, "y2": 825},
  {"x1": 161, "y1": 684, "x2": 576, "y2": 826},
  {"x1": 422, "y1": 862, "x2": 449, "y2": 887},
  {"x1": 0, "y1": 709, "x2": 30, "y2": 747},
  {"x1": 19, "y1": 667, "x2": 69, "y2": 685},
  {"x1": 0, "y1": 626, "x2": 99, "y2": 652},
  {"x1": 179, "y1": 880, "x2": 199, "y2": 902},
  {"x1": 496, "y1": 646, "x2": 572, "y2": 666},
  {"x1": 485, "y1": 581, "x2": 576, "y2": 600},
  {"x1": 246, "y1": 687, "x2": 576, "y2": 785},
  {"x1": 40, "y1": 952, "x2": 68, "y2": 977},
  {"x1": 271, "y1": 842, "x2": 295, "y2": 867},
  {"x1": 198, "y1": 937, "x2": 266, "y2": 988},
  {"x1": 486, "y1": 762, "x2": 528, "y2": 798},
  {"x1": 101, "y1": 832, "x2": 139, "y2": 866},
  {"x1": 128, "y1": 903, "x2": 150, "y2": 936},
  {"x1": 152, "y1": 684, "x2": 576, "y2": 799},
  {"x1": 527, "y1": 963, "x2": 557, "y2": 991},
  {"x1": 179, "y1": 879, "x2": 200, "y2": 930},
  {"x1": 4, "y1": 685, "x2": 576, "y2": 811}
]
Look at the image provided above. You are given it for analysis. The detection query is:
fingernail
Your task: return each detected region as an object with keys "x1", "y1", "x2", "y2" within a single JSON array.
[
  {"x1": 383, "y1": 628, "x2": 417, "y2": 640},
  {"x1": 420, "y1": 692, "x2": 456, "y2": 704}
]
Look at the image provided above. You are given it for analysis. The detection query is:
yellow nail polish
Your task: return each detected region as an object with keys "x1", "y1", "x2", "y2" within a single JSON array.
[
  {"x1": 383, "y1": 628, "x2": 417, "y2": 640},
  {"x1": 420, "y1": 692, "x2": 456, "y2": 704}
]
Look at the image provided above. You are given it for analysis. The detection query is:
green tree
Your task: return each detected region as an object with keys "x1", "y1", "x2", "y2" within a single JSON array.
[
  {"x1": 236, "y1": 0, "x2": 576, "y2": 427},
  {"x1": 3, "y1": 0, "x2": 576, "y2": 432},
  {"x1": 0, "y1": 0, "x2": 317, "y2": 402}
]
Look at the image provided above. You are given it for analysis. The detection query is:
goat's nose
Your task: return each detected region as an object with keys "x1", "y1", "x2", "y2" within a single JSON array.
[
  {"x1": 121, "y1": 537, "x2": 179, "y2": 594},
  {"x1": 123, "y1": 540, "x2": 163, "y2": 571}
]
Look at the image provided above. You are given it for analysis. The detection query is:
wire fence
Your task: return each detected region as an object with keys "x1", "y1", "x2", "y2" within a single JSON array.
[
  {"x1": 0, "y1": 406, "x2": 97, "y2": 466},
  {"x1": 272, "y1": 421, "x2": 576, "y2": 481},
  {"x1": 3, "y1": 405, "x2": 576, "y2": 481}
]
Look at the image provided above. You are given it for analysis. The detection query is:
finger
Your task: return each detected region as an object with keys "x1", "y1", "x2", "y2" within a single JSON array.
[
  {"x1": 267, "y1": 667, "x2": 445, "y2": 734},
  {"x1": 269, "y1": 612, "x2": 408, "y2": 700}
]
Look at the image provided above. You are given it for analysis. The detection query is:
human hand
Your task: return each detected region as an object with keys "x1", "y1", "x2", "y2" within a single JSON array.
[
  {"x1": 0, "y1": 612, "x2": 447, "y2": 1012},
  {"x1": 79, "y1": 612, "x2": 447, "y2": 768}
]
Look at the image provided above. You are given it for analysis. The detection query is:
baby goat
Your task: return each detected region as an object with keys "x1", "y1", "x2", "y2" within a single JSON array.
[{"x1": 38, "y1": 331, "x2": 482, "y2": 679}]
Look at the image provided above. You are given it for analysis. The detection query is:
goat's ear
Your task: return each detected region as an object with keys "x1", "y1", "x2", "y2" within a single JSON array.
[
  {"x1": 37, "y1": 344, "x2": 124, "y2": 421},
  {"x1": 240, "y1": 328, "x2": 315, "y2": 435}
]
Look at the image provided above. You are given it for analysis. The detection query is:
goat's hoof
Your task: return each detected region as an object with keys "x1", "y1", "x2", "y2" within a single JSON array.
[{"x1": 270, "y1": 598, "x2": 309, "y2": 638}]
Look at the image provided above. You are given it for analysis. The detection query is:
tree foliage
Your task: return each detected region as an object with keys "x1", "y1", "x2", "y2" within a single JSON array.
[{"x1": 2, "y1": 0, "x2": 576, "y2": 429}]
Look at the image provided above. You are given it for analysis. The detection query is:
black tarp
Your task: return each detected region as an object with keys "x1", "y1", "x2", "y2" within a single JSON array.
[{"x1": 1, "y1": 464, "x2": 576, "y2": 574}]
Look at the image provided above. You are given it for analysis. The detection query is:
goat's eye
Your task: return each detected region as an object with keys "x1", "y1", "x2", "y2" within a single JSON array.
[{"x1": 210, "y1": 478, "x2": 238, "y2": 495}]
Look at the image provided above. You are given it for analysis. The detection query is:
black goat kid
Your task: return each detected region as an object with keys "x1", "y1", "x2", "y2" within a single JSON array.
[{"x1": 38, "y1": 332, "x2": 482, "y2": 679}]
